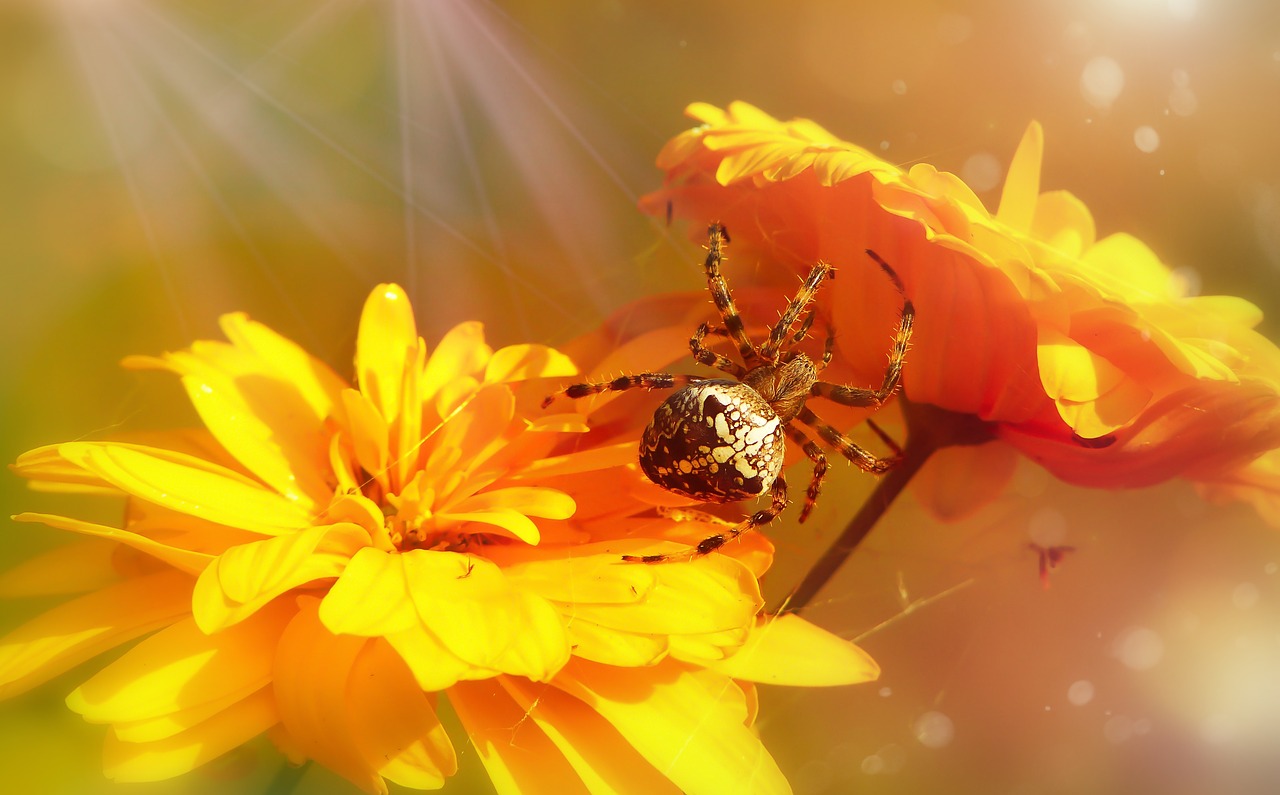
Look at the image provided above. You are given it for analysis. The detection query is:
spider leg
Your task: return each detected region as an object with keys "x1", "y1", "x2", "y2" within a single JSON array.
[
  {"x1": 691, "y1": 322, "x2": 746, "y2": 378},
  {"x1": 785, "y1": 425, "x2": 827, "y2": 523},
  {"x1": 703, "y1": 223, "x2": 760, "y2": 366},
  {"x1": 760, "y1": 260, "x2": 835, "y2": 361},
  {"x1": 541, "y1": 373, "x2": 709, "y2": 408},
  {"x1": 622, "y1": 475, "x2": 788, "y2": 563},
  {"x1": 817, "y1": 324, "x2": 835, "y2": 372},
  {"x1": 809, "y1": 250, "x2": 914, "y2": 407},
  {"x1": 788, "y1": 309, "x2": 817, "y2": 346},
  {"x1": 799, "y1": 406, "x2": 902, "y2": 474}
]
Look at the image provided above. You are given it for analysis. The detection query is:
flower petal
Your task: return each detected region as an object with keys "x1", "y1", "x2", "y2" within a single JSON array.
[
  {"x1": 0, "y1": 570, "x2": 192, "y2": 699},
  {"x1": 356, "y1": 284, "x2": 418, "y2": 424},
  {"x1": 348, "y1": 636, "x2": 458, "y2": 789},
  {"x1": 67, "y1": 603, "x2": 292, "y2": 725},
  {"x1": 996, "y1": 121, "x2": 1044, "y2": 232},
  {"x1": 485, "y1": 343, "x2": 578, "y2": 384},
  {"x1": 710, "y1": 614, "x2": 880, "y2": 686},
  {"x1": 449, "y1": 678, "x2": 591, "y2": 795},
  {"x1": 12, "y1": 512, "x2": 211, "y2": 576},
  {"x1": 192, "y1": 523, "x2": 368, "y2": 633},
  {"x1": 499, "y1": 675, "x2": 679, "y2": 794},
  {"x1": 57, "y1": 442, "x2": 314, "y2": 535},
  {"x1": 102, "y1": 686, "x2": 277, "y2": 783},
  {"x1": 554, "y1": 658, "x2": 789, "y2": 795},
  {"x1": 274, "y1": 598, "x2": 387, "y2": 795},
  {"x1": 0, "y1": 539, "x2": 121, "y2": 597}
]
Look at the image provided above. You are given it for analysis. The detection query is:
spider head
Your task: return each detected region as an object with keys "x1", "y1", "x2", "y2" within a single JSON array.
[{"x1": 743, "y1": 354, "x2": 817, "y2": 423}]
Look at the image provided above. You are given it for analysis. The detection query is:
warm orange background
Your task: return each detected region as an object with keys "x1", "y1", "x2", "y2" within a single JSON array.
[{"x1": 3, "y1": 2, "x2": 1280, "y2": 793}]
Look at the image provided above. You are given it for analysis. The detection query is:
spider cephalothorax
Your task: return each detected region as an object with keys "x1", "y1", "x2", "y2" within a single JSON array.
[{"x1": 544, "y1": 223, "x2": 914, "y2": 562}]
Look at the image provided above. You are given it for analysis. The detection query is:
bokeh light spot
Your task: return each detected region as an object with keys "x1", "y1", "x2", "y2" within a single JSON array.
[
  {"x1": 961, "y1": 152, "x2": 1002, "y2": 192},
  {"x1": 1134, "y1": 126, "x2": 1161, "y2": 153},
  {"x1": 1068, "y1": 679, "x2": 1095, "y2": 706},
  {"x1": 914, "y1": 711, "x2": 955, "y2": 749},
  {"x1": 1081, "y1": 56, "x2": 1125, "y2": 109},
  {"x1": 1115, "y1": 626, "x2": 1165, "y2": 671}
]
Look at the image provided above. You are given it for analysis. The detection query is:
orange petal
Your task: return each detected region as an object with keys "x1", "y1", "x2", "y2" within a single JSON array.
[
  {"x1": 348, "y1": 638, "x2": 458, "y2": 789},
  {"x1": 422, "y1": 321, "x2": 493, "y2": 408},
  {"x1": 912, "y1": 441, "x2": 1019, "y2": 522},
  {"x1": 274, "y1": 598, "x2": 387, "y2": 795}
]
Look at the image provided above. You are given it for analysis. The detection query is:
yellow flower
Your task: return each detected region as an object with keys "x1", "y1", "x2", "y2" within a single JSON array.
[
  {"x1": 641, "y1": 101, "x2": 1280, "y2": 520},
  {"x1": 3, "y1": 284, "x2": 878, "y2": 793}
]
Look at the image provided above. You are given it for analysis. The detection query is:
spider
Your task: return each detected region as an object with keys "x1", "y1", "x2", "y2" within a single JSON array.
[{"x1": 542, "y1": 223, "x2": 914, "y2": 562}]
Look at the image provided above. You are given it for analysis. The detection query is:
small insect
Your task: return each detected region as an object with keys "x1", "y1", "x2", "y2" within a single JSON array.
[
  {"x1": 1030, "y1": 543, "x2": 1075, "y2": 589},
  {"x1": 543, "y1": 223, "x2": 914, "y2": 562}
]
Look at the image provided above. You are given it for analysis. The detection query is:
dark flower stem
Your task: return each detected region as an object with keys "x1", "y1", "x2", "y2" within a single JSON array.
[{"x1": 786, "y1": 398, "x2": 995, "y2": 612}]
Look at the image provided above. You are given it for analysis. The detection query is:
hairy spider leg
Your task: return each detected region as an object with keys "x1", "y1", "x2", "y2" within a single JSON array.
[
  {"x1": 760, "y1": 260, "x2": 834, "y2": 361},
  {"x1": 798, "y1": 405, "x2": 902, "y2": 474},
  {"x1": 622, "y1": 476, "x2": 789, "y2": 563},
  {"x1": 703, "y1": 223, "x2": 760, "y2": 366},
  {"x1": 808, "y1": 250, "x2": 914, "y2": 408},
  {"x1": 540, "y1": 373, "x2": 711, "y2": 408},
  {"x1": 690, "y1": 322, "x2": 746, "y2": 378},
  {"x1": 785, "y1": 424, "x2": 828, "y2": 523}
]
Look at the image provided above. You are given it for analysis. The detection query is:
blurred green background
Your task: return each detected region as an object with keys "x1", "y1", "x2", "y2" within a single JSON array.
[{"x1": 4, "y1": 1, "x2": 1280, "y2": 793}]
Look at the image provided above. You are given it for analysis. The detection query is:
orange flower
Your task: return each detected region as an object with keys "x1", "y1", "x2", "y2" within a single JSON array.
[
  {"x1": 641, "y1": 102, "x2": 1280, "y2": 518},
  {"x1": 2, "y1": 284, "x2": 878, "y2": 793}
]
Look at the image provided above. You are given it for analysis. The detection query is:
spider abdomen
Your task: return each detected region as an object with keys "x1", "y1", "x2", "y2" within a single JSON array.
[{"x1": 639, "y1": 381, "x2": 785, "y2": 503}]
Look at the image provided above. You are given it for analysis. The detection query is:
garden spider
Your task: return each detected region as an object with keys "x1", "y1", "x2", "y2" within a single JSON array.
[{"x1": 543, "y1": 223, "x2": 914, "y2": 562}]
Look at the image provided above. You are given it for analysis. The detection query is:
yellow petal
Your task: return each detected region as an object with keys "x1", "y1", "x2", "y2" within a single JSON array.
[
  {"x1": 710, "y1": 614, "x2": 880, "y2": 686},
  {"x1": 499, "y1": 676, "x2": 680, "y2": 795},
  {"x1": 57, "y1": 442, "x2": 313, "y2": 535},
  {"x1": 422, "y1": 321, "x2": 492, "y2": 406},
  {"x1": 319, "y1": 547, "x2": 422, "y2": 636},
  {"x1": 103, "y1": 686, "x2": 277, "y2": 783},
  {"x1": 402, "y1": 551, "x2": 570, "y2": 681},
  {"x1": 451, "y1": 487, "x2": 576, "y2": 519},
  {"x1": 449, "y1": 678, "x2": 590, "y2": 795},
  {"x1": 565, "y1": 617, "x2": 668, "y2": 667},
  {"x1": 555, "y1": 658, "x2": 789, "y2": 795},
  {"x1": 12, "y1": 512, "x2": 211, "y2": 576},
  {"x1": 485, "y1": 344, "x2": 578, "y2": 383},
  {"x1": 439, "y1": 510, "x2": 542, "y2": 545},
  {"x1": 192, "y1": 523, "x2": 368, "y2": 633},
  {"x1": 383, "y1": 625, "x2": 487, "y2": 692},
  {"x1": 340, "y1": 388, "x2": 390, "y2": 490},
  {"x1": 356, "y1": 284, "x2": 418, "y2": 424},
  {"x1": 996, "y1": 121, "x2": 1044, "y2": 232},
  {"x1": 67, "y1": 603, "x2": 291, "y2": 724},
  {"x1": 0, "y1": 570, "x2": 192, "y2": 699}
]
